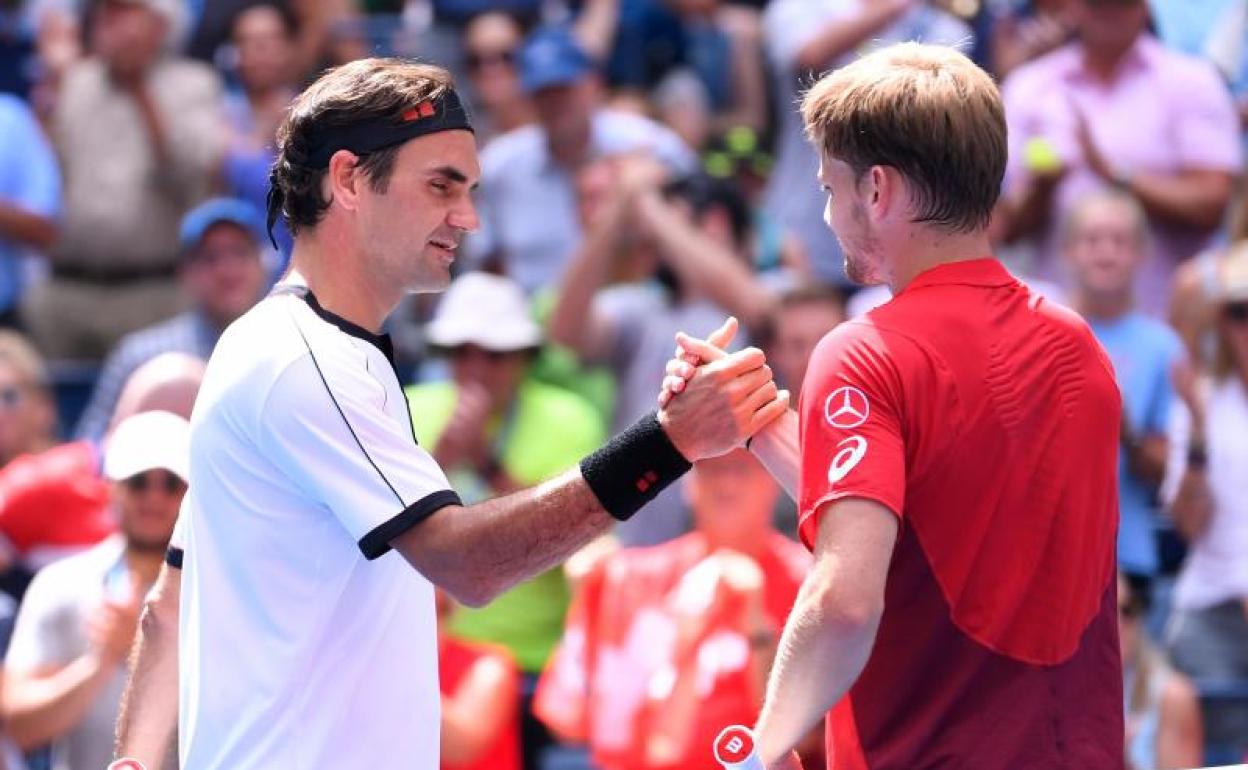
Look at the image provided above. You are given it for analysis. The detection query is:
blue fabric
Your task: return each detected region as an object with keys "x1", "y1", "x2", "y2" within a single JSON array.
[
  {"x1": 1149, "y1": 0, "x2": 1238, "y2": 55},
  {"x1": 0, "y1": 94, "x2": 60, "y2": 313},
  {"x1": 221, "y1": 92, "x2": 292, "y2": 258},
  {"x1": 1088, "y1": 312, "x2": 1183, "y2": 576}
]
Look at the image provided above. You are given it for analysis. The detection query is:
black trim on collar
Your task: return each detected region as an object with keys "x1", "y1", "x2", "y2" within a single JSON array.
[
  {"x1": 274, "y1": 284, "x2": 396, "y2": 364},
  {"x1": 165, "y1": 545, "x2": 184, "y2": 569},
  {"x1": 359, "y1": 489, "x2": 462, "y2": 560}
]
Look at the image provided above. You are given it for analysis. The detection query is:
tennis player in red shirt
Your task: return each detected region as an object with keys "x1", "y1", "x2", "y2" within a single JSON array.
[{"x1": 663, "y1": 42, "x2": 1124, "y2": 769}]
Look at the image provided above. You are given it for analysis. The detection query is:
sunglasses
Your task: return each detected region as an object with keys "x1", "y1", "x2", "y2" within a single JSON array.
[
  {"x1": 466, "y1": 50, "x2": 516, "y2": 71},
  {"x1": 1225, "y1": 302, "x2": 1248, "y2": 324},
  {"x1": 123, "y1": 470, "x2": 187, "y2": 495},
  {"x1": 449, "y1": 344, "x2": 518, "y2": 362}
]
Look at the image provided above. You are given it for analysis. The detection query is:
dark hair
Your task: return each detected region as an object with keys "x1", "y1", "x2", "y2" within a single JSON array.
[
  {"x1": 663, "y1": 174, "x2": 752, "y2": 249},
  {"x1": 270, "y1": 58, "x2": 454, "y2": 236},
  {"x1": 230, "y1": 0, "x2": 299, "y2": 40},
  {"x1": 802, "y1": 43, "x2": 1006, "y2": 233}
]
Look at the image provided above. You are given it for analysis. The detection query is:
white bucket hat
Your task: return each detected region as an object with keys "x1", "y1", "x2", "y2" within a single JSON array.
[
  {"x1": 425, "y1": 272, "x2": 542, "y2": 352},
  {"x1": 104, "y1": 410, "x2": 191, "y2": 483}
]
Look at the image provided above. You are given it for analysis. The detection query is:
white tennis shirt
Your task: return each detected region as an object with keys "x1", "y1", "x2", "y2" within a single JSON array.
[{"x1": 178, "y1": 284, "x2": 461, "y2": 769}]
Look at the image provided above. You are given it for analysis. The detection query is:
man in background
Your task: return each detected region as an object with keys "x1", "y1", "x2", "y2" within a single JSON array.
[
  {"x1": 1, "y1": 410, "x2": 189, "y2": 770},
  {"x1": 23, "y1": 0, "x2": 223, "y2": 360},
  {"x1": 75, "y1": 199, "x2": 269, "y2": 442}
]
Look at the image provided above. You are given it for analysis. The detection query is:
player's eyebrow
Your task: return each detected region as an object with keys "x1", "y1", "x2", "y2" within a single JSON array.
[{"x1": 431, "y1": 165, "x2": 480, "y2": 191}]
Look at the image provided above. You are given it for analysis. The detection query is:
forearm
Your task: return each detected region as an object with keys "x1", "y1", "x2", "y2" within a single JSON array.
[
  {"x1": 638, "y1": 196, "x2": 773, "y2": 331},
  {"x1": 548, "y1": 200, "x2": 627, "y2": 356},
  {"x1": 404, "y1": 468, "x2": 618, "y2": 607},
  {"x1": 573, "y1": 0, "x2": 620, "y2": 62},
  {"x1": 1127, "y1": 172, "x2": 1233, "y2": 231},
  {"x1": 4, "y1": 654, "x2": 118, "y2": 749},
  {"x1": 794, "y1": 3, "x2": 910, "y2": 72},
  {"x1": 749, "y1": 409, "x2": 799, "y2": 501},
  {"x1": 116, "y1": 584, "x2": 180, "y2": 768},
  {"x1": 0, "y1": 204, "x2": 57, "y2": 251},
  {"x1": 753, "y1": 586, "x2": 879, "y2": 764},
  {"x1": 1170, "y1": 471, "x2": 1213, "y2": 541}
]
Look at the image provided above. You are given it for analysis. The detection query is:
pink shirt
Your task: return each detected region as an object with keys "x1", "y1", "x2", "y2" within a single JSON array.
[{"x1": 1003, "y1": 36, "x2": 1241, "y2": 311}]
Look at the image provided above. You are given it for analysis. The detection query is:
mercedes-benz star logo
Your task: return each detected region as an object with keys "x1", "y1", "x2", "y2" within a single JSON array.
[{"x1": 824, "y1": 386, "x2": 870, "y2": 429}]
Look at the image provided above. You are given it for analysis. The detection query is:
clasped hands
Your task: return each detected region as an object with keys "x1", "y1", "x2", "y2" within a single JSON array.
[{"x1": 655, "y1": 317, "x2": 788, "y2": 462}]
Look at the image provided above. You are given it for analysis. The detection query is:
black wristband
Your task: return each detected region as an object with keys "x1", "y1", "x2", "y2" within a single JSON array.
[{"x1": 580, "y1": 411, "x2": 693, "y2": 521}]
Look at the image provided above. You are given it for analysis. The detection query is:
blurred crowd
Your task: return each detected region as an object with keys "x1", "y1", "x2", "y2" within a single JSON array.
[{"x1": 0, "y1": 0, "x2": 1246, "y2": 768}]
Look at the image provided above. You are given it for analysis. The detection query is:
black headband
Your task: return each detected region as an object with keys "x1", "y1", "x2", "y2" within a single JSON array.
[{"x1": 265, "y1": 88, "x2": 474, "y2": 247}]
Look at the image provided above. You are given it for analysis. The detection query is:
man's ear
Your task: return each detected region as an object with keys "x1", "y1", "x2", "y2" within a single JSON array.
[
  {"x1": 867, "y1": 165, "x2": 906, "y2": 224},
  {"x1": 325, "y1": 150, "x2": 362, "y2": 213}
]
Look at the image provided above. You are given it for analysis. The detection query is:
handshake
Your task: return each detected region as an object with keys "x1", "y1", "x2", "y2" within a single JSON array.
[{"x1": 655, "y1": 317, "x2": 789, "y2": 462}]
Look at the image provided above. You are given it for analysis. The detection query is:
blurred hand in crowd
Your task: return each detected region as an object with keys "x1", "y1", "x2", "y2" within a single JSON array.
[{"x1": 87, "y1": 593, "x2": 140, "y2": 667}]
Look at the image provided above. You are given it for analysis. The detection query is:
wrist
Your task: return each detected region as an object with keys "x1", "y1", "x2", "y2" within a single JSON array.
[
  {"x1": 581, "y1": 411, "x2": 692, "y2": 521},
  {"x1": 1186, "y1": 440, "x2": 1208, "y2": 470},
  {"x1": 109, "y1": 760, "x2": 149, "y2": 770}
]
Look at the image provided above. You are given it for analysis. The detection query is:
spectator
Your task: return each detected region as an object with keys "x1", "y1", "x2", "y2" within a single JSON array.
[
  {"x1": 534, "y1": 449, "x2": 810, "y2": 770},
  {"x1": 220, "y1": 2, "x2": 300, "y2": 258},
  {"x1": 74, "y1": 198, "x2": 268, "y2": 442},
  {"x1": 988, "y1": 0, "x2": 1075, "y2": 79},
  {"x1": 764, "y1": 285, "x2": 845, "y2": 396},
  {"x1": 0, "y1": 352, "x2": 202, "y2": 605},
  {"x1": 1063, "y1": 192, "x2": 1183, "y2": 588},
  {"x1": 1163, "y1": 243, "x2": 1248, "y2": 758},
  {"x1": 655, "y1": 0, "x2": 768, "y2": 142},
  {"x1": 1119, "y1": 573, "x2": 1204, "y2": 770},
  {"x1": 999, "y1": 0, "x2": 1241, "y2": 312},
  {"x1": 0, "y1": 410, "x2": 189, "y2": 770},
  {"x1": 467, "y1": 24, "x2": 694, "y2": 294},
  {"x1": 436, "y1": 587, "x2": 523, "y2": 770},
  {"x1": 460, "y1": 11, "x2": 533, "y2": 144},
  {"x1": 407, "y1": 272, "x2": 604, "y2": 770},
  {"x1": 0, "y1": 331, "x2": 54, "y2": 471},
  {"x1": 548, "y1": 157, "x2": 774, "y2": 545},
  {"x1": 761, "y1": 0, "x2": 970, "y2": 286},
  {"x1": 22, "y1": 0, "x2": 223, "y2": 361},
  {"x1": 0, "y1": 94, "x2": 59, "y2": 329}
]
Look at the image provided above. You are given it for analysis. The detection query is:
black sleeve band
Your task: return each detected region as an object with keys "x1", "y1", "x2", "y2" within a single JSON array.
[
  {"x1": 359, "y1": 489, "x2": 462, "y2": 560},
  {"x1": 580, "y1": 411, "x2": 692, "y2": 522},
  {"x1": 165, "y1": 546, "x2": 184, "y2": 570}
]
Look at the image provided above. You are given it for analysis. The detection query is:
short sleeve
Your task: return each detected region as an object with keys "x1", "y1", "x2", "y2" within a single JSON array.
[
  {"x1": 796, "y1": 322, "x2": 906, "y2": 550},
  {"x1": 0, "y1": 96, "x2": 60, "y2": 219},
  {"x1": 5, "y1": 566, "x2": 69, "y2": 670},
  {"x1": 260, "y1": 353, "x2": 461, "y2": 560},
  {"x1": 1172, "y1": 60, "x2": 1242, "y2": 172}
]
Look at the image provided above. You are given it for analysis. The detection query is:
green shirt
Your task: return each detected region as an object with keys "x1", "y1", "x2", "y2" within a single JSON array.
[{"x1": 405, "y1": 378, "x2": 605, "y2": 671}]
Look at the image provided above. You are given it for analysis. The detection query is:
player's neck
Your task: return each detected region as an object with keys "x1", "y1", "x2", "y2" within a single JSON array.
[
  {"x1": 886, "y1": 228, "x2": 994, "y2": 294},
  {"x1": 288, "y1": 234, "x2": 395, "y2": 333}
]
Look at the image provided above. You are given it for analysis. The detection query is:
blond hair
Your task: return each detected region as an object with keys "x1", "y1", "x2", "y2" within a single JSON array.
[{"x1": 802, "y1": 42, "x2": 1005, "y2": 232}]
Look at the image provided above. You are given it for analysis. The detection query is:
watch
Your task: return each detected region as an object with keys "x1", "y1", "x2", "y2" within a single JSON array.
[{"x1": 1186, "y1": 441, "x2": 1208, "y2": 470}]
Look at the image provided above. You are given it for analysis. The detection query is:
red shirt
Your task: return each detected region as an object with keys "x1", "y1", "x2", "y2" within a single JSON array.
[
  {"x1": 0, "y1": 441, "x2": 114, "y2": 566},
  {"x1": 797, "y1": 259, "x2": 1123, "y2": 769},
  {"x1": 439, "y1": 636, "x2": 522, "y2": 770},
  {"x1": 535, "y1": 531, "x2": 810, "y2": 770}
]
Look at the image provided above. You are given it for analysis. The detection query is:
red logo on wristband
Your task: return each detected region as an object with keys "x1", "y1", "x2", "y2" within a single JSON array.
[
  {"x1": 636, "y1": 470, "x2": 658, "y2": 492},
  {"x1": 715, "y1": 725, "x2": 755, "y2": 763}
]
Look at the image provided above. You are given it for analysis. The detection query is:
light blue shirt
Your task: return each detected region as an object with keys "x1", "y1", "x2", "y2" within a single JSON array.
[
  {"x1": 1088, "y1": 311, "x2": 1183, "y2": 576},
  {"x1": 466, "y1": 109, "x2": 694, "y2": 294},
  {"x1": 0, "y1": 94, "x2": 60, "y2": 312}
]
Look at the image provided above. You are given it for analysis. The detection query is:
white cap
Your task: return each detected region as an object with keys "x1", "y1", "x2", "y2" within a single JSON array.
[
  {"x1": 104, "y1": 410, "x2": 191, "y2": 483},
  {"x1": 425, "y1": 272, "x2": 542, "y2": 352}
]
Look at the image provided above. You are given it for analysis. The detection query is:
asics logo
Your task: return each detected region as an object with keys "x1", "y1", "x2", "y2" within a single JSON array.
[{"x1": 828, "y1": 436, "x2": 868, "y2": 483}]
